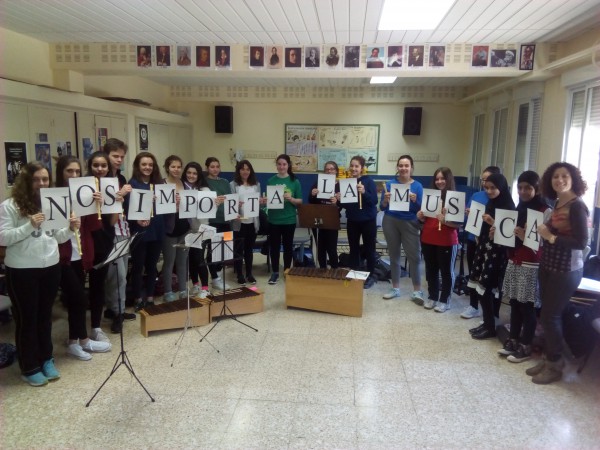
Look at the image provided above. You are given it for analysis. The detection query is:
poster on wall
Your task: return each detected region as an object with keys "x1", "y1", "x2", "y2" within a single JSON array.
[
  {"x1": 139, "y1": 124, "x2": 149, "y2": 150},
  {"x1": 97, "y1": 128, "x2": 108, "y2": 150},
  {"x1": 285, "y1": 124, "x2": 380, "y2": 173},
  {"x1": 4, "y1": 142, "x2": 27, "y2": 186},
  {"x1": 56, "y1": 141, "x2": 72, "y2": 157},
  {"x1": 82, "y1": 138, "x2": 94, "y2": 162},
  {"x1": 35, "y1": 143, "x2": 52, "y2": 172}
]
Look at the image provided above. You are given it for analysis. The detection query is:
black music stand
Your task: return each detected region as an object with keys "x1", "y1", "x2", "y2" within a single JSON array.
[
  {"x1": 298, "y1": 204, "x2": 341, "y2": 267},
  {"x1": 86, "y1": 233, "x2": 155, "y2": 406},
  {"x1": 200, "y1": 236, "x2": 258, "y2": 344},
  {"x1": 171, "y1": 233, "x2": 219, "y2": 366}
]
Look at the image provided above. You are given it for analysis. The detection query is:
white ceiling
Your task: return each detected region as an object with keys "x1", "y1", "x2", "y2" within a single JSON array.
[{"x1": 2, "y1": 0, "x2": 599, "y2": 88}]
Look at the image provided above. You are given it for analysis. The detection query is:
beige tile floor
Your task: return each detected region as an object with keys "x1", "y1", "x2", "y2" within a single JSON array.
[{"x1": 1, "y1": 261, "x2": 599, "y2": 449}]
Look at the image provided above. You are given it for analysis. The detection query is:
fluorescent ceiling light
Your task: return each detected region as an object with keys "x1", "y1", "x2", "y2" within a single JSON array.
[
  {"x1": 378, "y1": 0, "x2": 454, "y2": 30},
  {"x1": 370, "y1": 76, "x2": 397, "y2": 84}
]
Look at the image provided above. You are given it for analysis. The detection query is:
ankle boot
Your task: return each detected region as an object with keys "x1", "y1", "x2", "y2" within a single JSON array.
[
  {"x1": 532, "y1": 358, "x2": 564, "y2": 385},
  {"x1": 525, "y1": 359, "x2": 546, "y2": 376}
]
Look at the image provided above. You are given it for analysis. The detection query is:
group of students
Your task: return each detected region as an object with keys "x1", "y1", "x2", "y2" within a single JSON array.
[{"x1": 0, "y1": 138, "x2": 589, "y2": 386}]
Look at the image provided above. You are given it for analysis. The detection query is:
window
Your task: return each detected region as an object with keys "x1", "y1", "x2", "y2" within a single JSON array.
[
  {"x1": 511, "y1": 98, "x2": 542, "y2": 201},
  {"x1": 490, "y1": 107, "x2": 508, "y2": 169}
]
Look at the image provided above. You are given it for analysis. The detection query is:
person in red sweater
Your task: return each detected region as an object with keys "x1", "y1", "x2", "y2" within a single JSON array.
[{"x1": 417, "y1": 167, "x2": 460, "y2": 312}]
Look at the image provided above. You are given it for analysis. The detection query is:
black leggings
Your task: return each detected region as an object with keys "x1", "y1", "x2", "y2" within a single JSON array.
[
  {"x1": 347, "y1": 219, "x2": 377, "y2": 273},
  {"x1": 234, "y1": 223, "x2": 257, "y2": 277},
  {"x1": 189, "y1": 245, "x2": 209, "y2": 287},
  {"x1": 60, "y1": 260, "x2": 88, "y2": 340},
  {"x1": 268, "y1": 223, "x2": 296, "y2": 273},
  {"x1": 314, "y1": 228, "x2": 339, "y2": 268},
  {"x1": 509, "y1": 299, "x2": 536, "y2": 345}
]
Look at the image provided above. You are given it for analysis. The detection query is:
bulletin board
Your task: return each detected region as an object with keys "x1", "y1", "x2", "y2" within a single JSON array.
[{"x1": 285, "y1": 124, "x2": 380, "y2": 173}]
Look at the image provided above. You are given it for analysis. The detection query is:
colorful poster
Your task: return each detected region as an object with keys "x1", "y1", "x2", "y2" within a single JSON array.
[
  {"x1": 97, "y1": 128, "x2": 108, "y2": 150},
  {"x1": 35, "y1": 143, "x2": 52, "y2": 172},
  {"x1": 82, "y1": 137, "x2": 94, "y2": 162},
  {"x1": 4, "y1": 142, "x2": 27, "y2": 186}
]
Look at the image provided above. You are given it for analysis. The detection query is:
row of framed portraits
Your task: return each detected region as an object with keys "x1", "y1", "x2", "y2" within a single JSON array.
[{"x1": 136, "y1": 44, "x2": 536, "y2": 71}]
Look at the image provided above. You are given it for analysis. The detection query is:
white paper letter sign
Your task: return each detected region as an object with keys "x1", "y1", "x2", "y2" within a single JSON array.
[
  {"x1": 465, "y1": 201, "x2": 486, "y2": 236},
  {"x1": 223, "y1": 194, "x2": 239, "y2": 221},
  {"x1": 179, "y1": 190, "x2": 198, "y2": 219},
  {"x1": 155, "y1": 184, "x2": 177, "y2": 215},
  {"x1": 421, "y1": 189, "x2": 442, "y2": 218},
  {"x1": 389, "y1": 184, "x2": 410, "y2": 212},
  {"x1": 524, "y1": 208, "x2": 544, "y2": 251},
  {"x1": 128, "y1": 188, "x2": 153, "y2": 220},
  {"x1": 197, "y1": 191, "x2": 217, "y2": 219},
  {"x1": 242, "y1": 193, "x2": 260, "y2": 218},
  {"x1": 444, "y1": 191, "x2": 465, "y2": 223},
  {"x1": 40, "y1": 187, "x2": 70, "y2": 231},
  {"x1": 69, "y1": 176, "x2": 96, "y2": 218},
  {"x1": 316, "y1": 174, "x2": 336, "y2": 199},
  {"x1": 100, "y1": 178, "x2": 122, "y2": 214},
  {"x1": 267, "y1": 185, "x2": 284, "y2": 209},
  {"x1": 493, "y1": 209, "x2": 518, "y2": 247},
  {"x1": 339, "y1": 178, "x2": 358, "y2": 204}
]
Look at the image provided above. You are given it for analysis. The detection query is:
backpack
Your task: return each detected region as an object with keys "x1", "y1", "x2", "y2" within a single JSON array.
[
  {"x1": 372, "y1": 257, "x2": 391, "y2": 282},
  {"x1": 0, "y1": 343, "x2": 16, "y2": 369}
]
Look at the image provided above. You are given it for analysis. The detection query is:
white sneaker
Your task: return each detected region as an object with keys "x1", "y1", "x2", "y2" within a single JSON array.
[
  {"x1": 382, "y1": 288, "x2": 400, "y2": 300},
  {"x1": 410, "y1": 290, "x2": 424, "y2": 305},
  {"x1": 190, "y1": 285, "x2": 201, "y2": 296},
  {"x1": 81, "y1": 339, "x2": 112, "y2": 353},
  {"x1": 199, "y1": 289, "x2": 210, "y2": 299},
  {"x1": 211, "y1": 277, "x2": 231, "y2": 290},
  {"x1": 461, "y1": 305, "x2": 481, "y2": 319},
  {"x1": 90, "y1": 328, "x2": 111, "y2": 344},
  {"x1": 434, "y1": 302, "x2": 450, "y2": 313},
  {"x1": 424, "y1": 299, "x2": 436, "y2": 310},
  {"x1": 66, "y1": 343, "x2": 92, "y2": 361}
]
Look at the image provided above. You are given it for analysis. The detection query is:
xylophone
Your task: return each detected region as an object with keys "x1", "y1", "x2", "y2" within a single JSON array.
[
  {"x1": 139, "y1": 297, "x2": 210, "y2": 337},
  {"x1": 206, "y1": 287, "x2": 264, "y2": 319},
  {"x1": 285, "y1": 267, "x2": 363, "y2": 317}
]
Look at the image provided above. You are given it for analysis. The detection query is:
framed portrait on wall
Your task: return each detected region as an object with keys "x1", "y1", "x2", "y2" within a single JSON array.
[
  {"x1": 249, "y1": 46, "x2": 264, "y2": 68},
  {"x1": 196, "y1": 46, "x2": 211, "y2": 68},
  {"x1": 139, "y1": 124, "x2": 149, "y2": 150},
  {"x1": 519, "y1": 44, "x2": 535, "y2": 70}
]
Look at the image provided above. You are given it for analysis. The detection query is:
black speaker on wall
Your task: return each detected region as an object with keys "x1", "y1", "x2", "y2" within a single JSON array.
[
  {"x1": 403, "y1": 107, "x2": 422, "y2": 136},
  {"x1": 215, "y1": 106, "x2": 233, "y2": 133}
]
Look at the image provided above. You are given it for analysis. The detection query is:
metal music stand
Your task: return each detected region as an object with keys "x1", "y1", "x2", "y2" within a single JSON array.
[
  {"x1": 199, "y1": 236, "x2": 258, "y2": 344},
  {"x1": 86, "y1": 232, "x2": 155, "y2": 406},
  {"x1": 171, "y1": 232, "x2": 220, "y2": 366}
]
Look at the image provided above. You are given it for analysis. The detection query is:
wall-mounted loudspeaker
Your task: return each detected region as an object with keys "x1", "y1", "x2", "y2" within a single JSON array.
[
  {"x1": 215, "y1": 106, "x2": 233, "y2": 133},
  {"x1": 403, "y1": 107, "x2": 422, "y2": 136}
]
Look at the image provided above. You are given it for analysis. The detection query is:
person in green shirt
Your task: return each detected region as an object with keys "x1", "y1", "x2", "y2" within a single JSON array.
[{"x1": 266, "y1": 154, "x2": 302, "y2": 285}]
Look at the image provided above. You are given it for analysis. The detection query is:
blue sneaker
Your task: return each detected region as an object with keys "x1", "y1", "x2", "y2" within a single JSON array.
[
  {"x1": 22, "y1": 372, "x2": 48, "y2": 387},
  {"x1": 42, "y1": 358, "x2": 60, "y2": 381},
  {"x1": 163, "y1": 292, "x2": 178, "y2": 302}
]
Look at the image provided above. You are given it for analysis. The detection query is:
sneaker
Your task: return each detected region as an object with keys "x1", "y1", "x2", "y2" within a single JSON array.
[
  {"x1": 191, "y1": 285, "x2": 201, "y2": 296},
  {"x1": 134, "y1": 301, "x2": 146, "y2": 312},
  {"x1": 237, "y1": 275, "x2": 247, "y2": 286},
  {"x1": 122, "y1": 312, "x2": 136, "y2": 321},
  {"x1": 411, "y1": 291, "x2": 424, "y2": 306},
  {"x1": 81, "y1": 338, "x2": 112, "y2": 353},
  {"x1": 90, "y1": 328, "x2": 111, "y2": 343},
  {"x1": 66, "y1": 343, "x2": 92, "y2": 361},
  {"x1": 211, "y1": 276, "x2": 231, "y2": 290},
  {"x1": 21, "y1": 372, "x2": 48, "y2": 387},
  {"x1": 41, "y1": 358, "x2": 60, "y2": 381},
  {"x1": 246, "y1": 275, "x2": 257, "y2": 285},
  {"x1": 163, "y1": 291, "x2": 178, "y2": 302},
  {"x1": 111, "y1": 316, "x2": 123, "y2": 334},
  {"x1": 498, "y1": 338, "x2": 518, "y2": 357},
  {"x1": 507, "y1": 344, "x2": 532, "y2": 363},
  {"x1": 383, "y1": 288, "x2": 401, "y2": 300},
  {"x1": 199, "y1": 289, "x2": 210, "y2": 299},
  {"x1": 103, "y1": 309, "x2": 116, "y2": 319},
  {"x1": 179, "y1": 290, "x2": 188, "y2": 299},
  {"x1": 461, "y1": 305, "x2": 481, "y2": 319},
  {"x1": 434, "y1": 301, "x2": 450, "y2": 313},
  {"x1": 268, "y1": 273, "x2": 279, "y2": 285},
  {"x1": 364, "y1": 276, "x2": 375, "y2": 289},
  {"x1": 424, "y1": 299, "x2": 436, "y2": 309}
]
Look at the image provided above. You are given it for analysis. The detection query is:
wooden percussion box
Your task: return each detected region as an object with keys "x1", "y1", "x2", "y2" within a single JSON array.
[
  {"x1": 284, "y1": 268, "x2": 364, "y2": 317},
  {"x1": 206, "y1": 287, "x2": 264, "y2": 319},
  {"x1": 139, "y1": 298, "x2": 210, "y2": 337}
]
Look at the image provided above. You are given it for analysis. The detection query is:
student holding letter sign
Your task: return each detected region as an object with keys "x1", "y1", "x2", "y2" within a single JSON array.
[
  {"x1": 527, "y1": 162, "x2": 589, "y2": 384},
  {"x1": 55, "y1": 155, "x2": 112, "y2": 359},
  {"x1": 80, "y1": 152, "x2": 118, "y2": 342},
  {"x1": 309, "y1": 161, "x2": 340, "y2": 269},
  {"x1": 416, "y1": 167, "x2": 460, "y2": 313},
  {"x1": 266, "y1": 154, "x2": 302, "y2": 285},
  {"x1": 498, "y1": 171, "x2": 551, "y2": 364},
  {"x1": 230, "y1": 160, "x2": 261, "y2": 285},
  {"x1": 468, "y1": 173, "x2": 515, "y2": 340},
  {"x1": 127, "y1": 152, "x2": 166, "y2": 312},
  {"x1": 338, "y1": 156, "x2": 378, "y2": 289},
  {"x1": 182, "y1": 162, "x2": 212, "y2": 299},
  {"x1": 380, "y1": 155, "x2": 424, "y2": 300},
  {"x1": 0, "y1": 162, "x2": 78, "y2": 386}
]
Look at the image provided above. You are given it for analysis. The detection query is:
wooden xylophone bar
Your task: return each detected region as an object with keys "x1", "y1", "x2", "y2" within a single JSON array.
[{"x1": 287, "y1": 267, "x2": 350, "y2": 280}]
